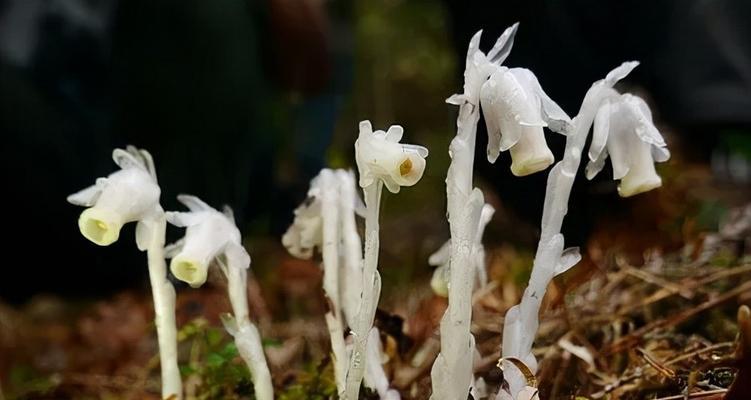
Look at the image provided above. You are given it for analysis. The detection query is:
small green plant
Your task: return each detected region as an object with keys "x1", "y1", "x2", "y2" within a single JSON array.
[{"x1": 177, "y1": 318, "x2": 255, "y2": 399}]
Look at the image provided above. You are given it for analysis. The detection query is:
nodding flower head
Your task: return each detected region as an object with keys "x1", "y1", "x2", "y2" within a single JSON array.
[
  {"x1": 166, "y1": 195, "x2": 249, "y2": 288},
  {"x1": 282, "y1": 169, "x2": 365, "y2": 260},
  {"x1": 67, "y1": 146, "x2": 161, "y2": 246},
  {"x1": 281, "y1": 172, "x2": 327, "y2": 259},
  {"x1": 355, "y1": 120, "x2": 428, "y2": 193},
  {"x1": 479, "y1": 67, "x2": 571, "y2": 176},
  {"x1": 586, "y1": 91, "x2": 670, "y2": 197}
]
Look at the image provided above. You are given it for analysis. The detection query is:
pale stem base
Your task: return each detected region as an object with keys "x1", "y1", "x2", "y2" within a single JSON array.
[
  {"x1": 227, "y1": 265, "x2": 273, "y2": 400},
  {"x1": 146, "y1": 216, "x2": 182, "y2": 399}
]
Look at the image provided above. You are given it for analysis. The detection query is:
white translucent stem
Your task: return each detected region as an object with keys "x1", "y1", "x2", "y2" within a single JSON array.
[
  {"x1": 340, "y1": 173, "x2": 363, "y2": 329},
  {"x1": 344, "y1": 182, "x2": 383, "y2": 399},
  {"x1": 145, "y1": 214, "x2": 182, "y2": 399},
  {"x1": 499, "y1": 90, "x2": 605, "y2": 399},
  {"x1": 320, "y1": 179, "x2": 348, "y2": 394},
  {"x1": 430, "y1": 100, "x2": 482, "y2": 400},
  {"x1": 227, "y1": 265, "x2": 273, "y2": 400}
]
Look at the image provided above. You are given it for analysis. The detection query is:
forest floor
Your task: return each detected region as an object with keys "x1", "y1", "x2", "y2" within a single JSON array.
[{"x1": 1, "y1": 161, "x2": 750, "y2": 400}]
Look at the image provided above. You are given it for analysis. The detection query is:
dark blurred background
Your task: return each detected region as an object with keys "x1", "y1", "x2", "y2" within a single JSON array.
[{"x1": 1, "y1": 0, "x2": 749, "y2": 302}]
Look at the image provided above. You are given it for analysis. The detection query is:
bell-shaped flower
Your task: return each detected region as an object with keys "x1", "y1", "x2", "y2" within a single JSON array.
[
  {"x1": 67, "y1": 146, "x2": 161, "y2": 247},
  {"x1": 480, "y1": 67, "x2": 571, "y2": 176},
  {"x1": 355, "y1": 120, "x2": 428, "y2": 193},
  {"x1": 585, "y1": 91, "x2": 670, "y2": 197},
  {"x1": 165, "y1": 195, "x2": 250, "y2": 288}
]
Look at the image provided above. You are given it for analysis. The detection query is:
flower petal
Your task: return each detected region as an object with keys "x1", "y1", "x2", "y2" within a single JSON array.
[
  {"x1": 112, "y1": 147, "x2": 147, "y2": 172},
  {"x1": 486, "y1": 22, "x2": 519, "y2": 65},
  {"x1": 604, "y1": 61, "x2": 639, "y2": 86},
  {"x1": 67, "y1": 180, "x2": 105, "y2": 207},
  {"x1": 225, "y1": 241, "x2": 251, "y2": 270},
  {"x1": 165, "y1": 211, "x2": 203, "y2": 227},
  {"x1": 588, "y1": 100, "x2": 611, "y2": 163},
  {"x1": 177, "y1": 194, "x2": 212, "y2": 212},
  {"x1": 512, "y1": 68, "x2": 571, "y2": 134},
  {"x1": 385, "y1": 125, "x2": 403, "y2": 142}
]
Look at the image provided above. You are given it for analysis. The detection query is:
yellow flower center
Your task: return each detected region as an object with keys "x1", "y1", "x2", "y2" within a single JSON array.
[{"x1": 399, "y1": 158, "x2": 413, "y2": 177}]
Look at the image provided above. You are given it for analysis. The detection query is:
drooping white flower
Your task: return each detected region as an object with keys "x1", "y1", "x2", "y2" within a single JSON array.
[
  {"x1": 165, "y1": 195, "x2": 249, "y2": 287},
  {"x1": 67, "y1": 146, "x2": 161, "y2": 247},
  {"x1": 354, "y1": 120, "x2": 429, "y2": 193},
  {"x1": 281, "y1": 183, "x2": 325, "y2": 260},
  {"x1": 480, "y1": 67, "x2": 571, "y2": 176},
  {"x1": 68, "y1": 146, "x2": 183, "y2": 399},
  {"x1": 585, "y1": 91, "x2": 670, "y2": 197}
]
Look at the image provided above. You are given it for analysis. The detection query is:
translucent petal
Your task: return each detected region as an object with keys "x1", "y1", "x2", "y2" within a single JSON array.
[
  {"x1": 164, "y1": 237, "x2": 185, "y2": 259},
  {"x1": 165, "y1": 211, "x2": 202, "y2": 228},
  {"x1": 112, "y1": 148, "x2": 146, "y2": 171},
  {"x1": 385, "y1": 125, "x2": 403, "y2": 142},
  {"x1": 604, "y1": 61, "x2": 639, "y2": 86},
  {"x1": 486, "y1": 22, "x2": 519, "y2": 65},
  {"x1": 652, "y1": 145, "x2": 671, "y2": 162},
  {"x1": 585, "y1": 148, "x2": 608, "y2": 180},
  {"x1": 589, "y1": 100, "x2": 611, "y2": 163},
  {"x1": 480, "y1": 76, "x2": 504, "y2": 163},
  {"x1": 135, "y1": 219, "x2": 152, "y2": 251},
  {"x1": 177, "y1": 194, "x2": 212, "y2": 212},
  {"x1": 67, "y1": 182, "x2": 104, "y2": 207},
  {"x1": 511, "y1": 68, "x2": 571, "y2": 134},
  {"x1": 225, "y1": 242, "x2": 251, "y2": 270},
  {"x1": 606, "y1": 110, "x2": 637, "y2": 180},
  {"x1": 554, "y1": 247, "x2": 581, "y2": 276},
  {"x1": 401, "y1": 143, "x2": 429, "y2": 158},
  {"x1": 428, "y1": 240, "x2": 451, "y2": 267},
  {"x1": 222, "y1": 205, "x2": 235, "y2": 223}
]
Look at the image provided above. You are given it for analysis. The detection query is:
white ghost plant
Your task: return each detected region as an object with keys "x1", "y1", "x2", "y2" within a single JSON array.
[
  {"x1": 431, "y1": 23, "x2": 567, "y2": 400},
  {"x1": 282, "y1": 169, "x2": 351, "y2": 394},
  {"x1": 585, "y1": 91, "x2": 671, "y2": 197},
  {"x1": 166, "y1": 195, "x2": 272, "y2": 400},
  {"x1": 497, "y1": 61, "x2": 670, "y2": 400},
  {"x1": 345, "y1": 120, "x2": 427, "y2": 400},
  {"x1": 67, "y1": 146, "x2": 182, "y2": 399}
]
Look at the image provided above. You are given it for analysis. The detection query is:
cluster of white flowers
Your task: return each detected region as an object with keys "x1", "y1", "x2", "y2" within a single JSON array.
[{"x1": 67, "y1": 20, "x2": 673, "y2": 400}]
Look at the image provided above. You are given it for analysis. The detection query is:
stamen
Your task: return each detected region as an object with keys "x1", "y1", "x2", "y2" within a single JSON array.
[{"x1": 399, "y1": 158, "x2": 413, "y2": 176}]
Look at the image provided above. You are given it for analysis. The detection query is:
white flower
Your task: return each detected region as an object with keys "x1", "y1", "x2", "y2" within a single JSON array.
[
  {"x1": 165, "y1": 195, "x2": 250, "y2": 288},
  {"x1": 354, "y1": 120, "x2": 428, "y2": 193},
  {"x1": 281, "y1": 185, "x2": 324, "y2": 260},
  {"x1": 480, "y1": 67, "x2": 571, "y2": 176},
  {"x1": 585, "y1": 91, "x2": 670, "y2": 197},
  {"x1": 67, "y1": 146, "x2": 161, "y2": 247}
]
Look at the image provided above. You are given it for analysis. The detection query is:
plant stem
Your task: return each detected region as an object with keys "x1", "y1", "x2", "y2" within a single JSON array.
[
  {"x1": 227, "y1": 265, "x2": 273, "y2": 400},
  {"x1": 145, "y1": 214, "x2": 182, "y2": 399},
  {"x1": 344, "y1": 181, "x2": 383, "y2": 399},
  {"x1": 430, "y1": 98, "x2": 485, "y2": 400},
  {"x1": 320, "y1": 172, "x2": 348, "y2": 394},
  {"x1": 499, "y1": 84, "x2": 609, "y2": 400}
]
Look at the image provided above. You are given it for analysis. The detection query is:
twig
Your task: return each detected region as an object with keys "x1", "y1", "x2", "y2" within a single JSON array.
[
  {"x1": 606, "y1": 280, "x2": 751, "y2": 354},
  {"x1": 654, "y1": 389, "x2": 727, "y2": 400}
]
